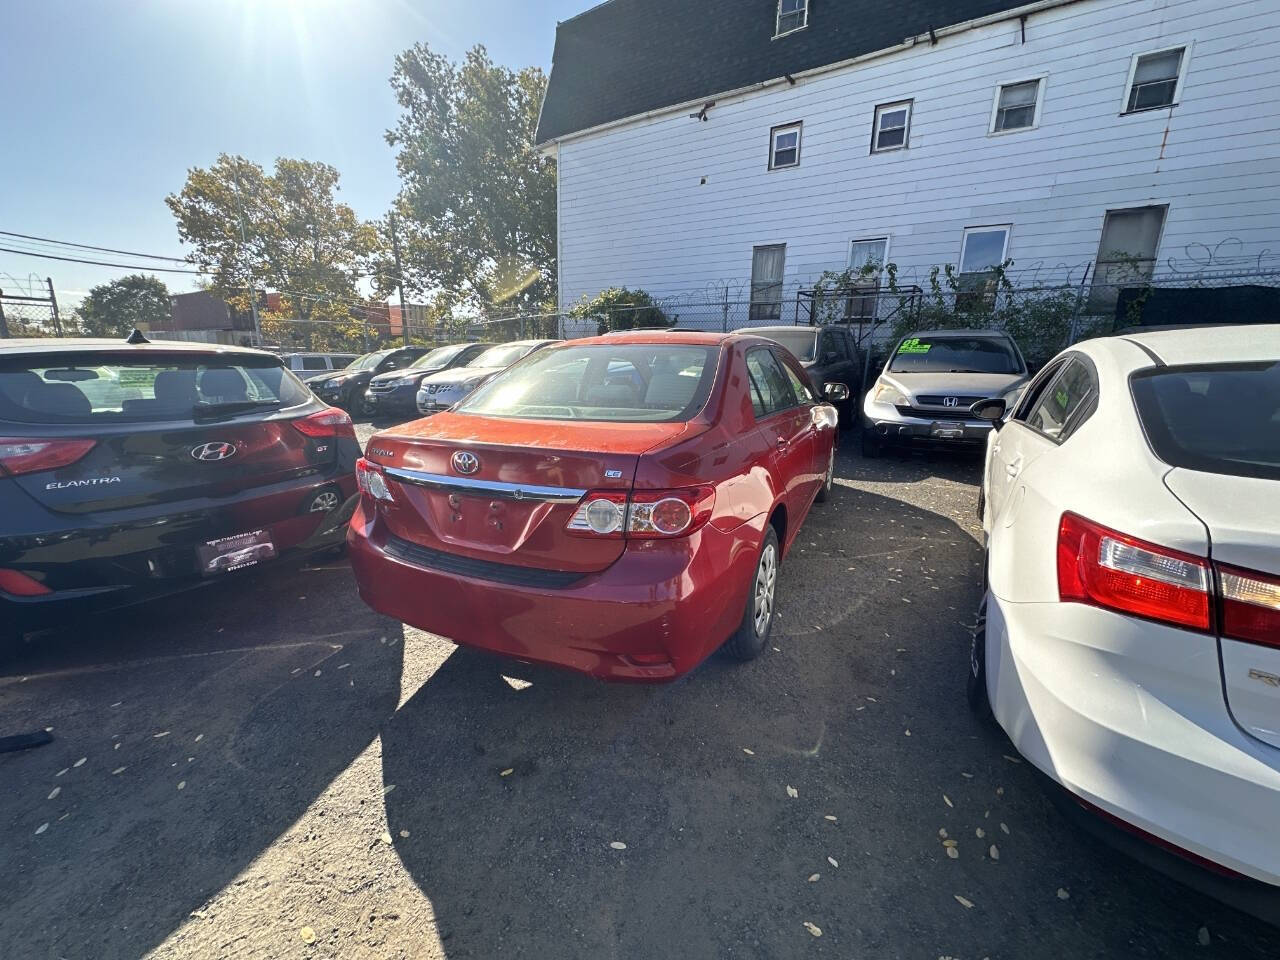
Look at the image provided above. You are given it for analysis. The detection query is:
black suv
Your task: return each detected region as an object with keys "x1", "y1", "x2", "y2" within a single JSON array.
[
  {"x1": 737, "y1": 324, "x2": 864, "y2": 421},
  {"x1": 0, "y1": 335, "x2": 361, "y2": 657},
  {"x1": 308, "y1": 346, "x2": 430, "y2": 414}
]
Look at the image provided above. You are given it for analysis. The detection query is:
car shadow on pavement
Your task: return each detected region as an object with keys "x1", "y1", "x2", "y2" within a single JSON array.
[
  {"x1": 0, "y1": 555, "x2": 405, "y2": 960},
  {"x1": 381, "y1": 476, "x2": 1280, "y2": 960}
]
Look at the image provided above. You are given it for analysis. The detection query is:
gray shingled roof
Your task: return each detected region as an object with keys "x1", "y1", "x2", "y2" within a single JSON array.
[{"x1": 536, "y1": 0, "x2": 1036, "y2": 143}]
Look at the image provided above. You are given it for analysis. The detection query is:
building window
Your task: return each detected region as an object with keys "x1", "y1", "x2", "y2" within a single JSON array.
[
  {"x1": 750, "y1": 244, "x2": 787, "y2": 322},
  {"x1": 871, "y1": 101, "x2": 912, "y2": 153},
  {"x1": 846, "y1": 238, "x2": 889, "y2": 321},
  {"x1": 769, "y1": 122, "x2": 802, "y2": 169},
  {"x1": 957, "y1": 226, "x2": 1011, "y2": 310},
  {"x1": 1088, "y1": 205, "x2": 1167, "y2": 312},
  {"x1": 991, "y1": 78, "x2": 1043, "y2": 133},
  {"x1": 1124, "y1": 46, "x2": 1187, "y2": 113},
  {"x1": 775, "y1": 0, "x2": 808, "y2": 37}
]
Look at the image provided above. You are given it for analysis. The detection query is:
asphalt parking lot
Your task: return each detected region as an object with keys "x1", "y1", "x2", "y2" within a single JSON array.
[{"x1": 3, "y1": 421, "x2": 1278, "y2": 960}]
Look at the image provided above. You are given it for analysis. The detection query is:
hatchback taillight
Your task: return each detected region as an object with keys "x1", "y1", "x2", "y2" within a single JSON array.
[
  {"x1": 1057, "y1": 512, "x2": 1211, "y2": 631},
  {"x1": 567, "y1": 486, "x2": 715, "y2": 539},
  {"x1": 0, "y1": 438, "x2": 96, "y2": 477},
  {"x1": 1219, "y1": 564, "x2": 1280, "y2": 649},
  {"x1": 292, "y1": 407, "x2": 356, "y2": 440}
]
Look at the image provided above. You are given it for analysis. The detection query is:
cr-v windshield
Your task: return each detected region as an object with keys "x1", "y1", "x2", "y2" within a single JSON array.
[
  {"x1": 888, "y1": 336, "x2": 1023, "y2": 374},
  {"x1": 455, "y1": 344, "x2": 717, "y2": 422},
  {"x1": 0, "y1": 353, "x2": 311, "y2": 424},
  {"x1": 1132, "y1": 362, "x2": 1280, "y2": 480}
]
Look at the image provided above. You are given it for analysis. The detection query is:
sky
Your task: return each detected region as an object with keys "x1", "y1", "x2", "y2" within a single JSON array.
[{"x1": 0, "y1": 0, "x2": 586, "y2": 309}]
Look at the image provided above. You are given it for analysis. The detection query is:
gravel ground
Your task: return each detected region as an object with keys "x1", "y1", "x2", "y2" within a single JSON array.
[{"x1": 2, "y1": 422, "x2": 1277, "y2": 959}]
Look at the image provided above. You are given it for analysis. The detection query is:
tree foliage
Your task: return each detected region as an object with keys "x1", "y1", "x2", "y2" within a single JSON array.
[
  {"x1": 382, "y1": 44, "x2": 555, "y2": 316},
  {"x1": 165, "y1": 155, "x2": 378, "y2": 323},
  {"x1": 78, "y1": 274, "x2": 170, "y2": 338},
  {"x1": 570, "y1": 287, "x2": 669, "y2": 334}
]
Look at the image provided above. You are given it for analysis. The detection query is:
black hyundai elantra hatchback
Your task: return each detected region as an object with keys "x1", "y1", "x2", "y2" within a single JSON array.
[{"x1": 0, "y1": 335, "x2": 361, "y2": 656}]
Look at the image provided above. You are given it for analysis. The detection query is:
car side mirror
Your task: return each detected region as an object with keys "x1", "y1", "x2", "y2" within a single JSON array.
[
  {"x1": 824, "y1": 382, "x2": 850, "y2": 402},
  {"x1": 970, "y1": 398, "x2": 1007, "y2": 426}
]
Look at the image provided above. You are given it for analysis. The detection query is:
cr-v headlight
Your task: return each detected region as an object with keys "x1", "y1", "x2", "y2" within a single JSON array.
[{"x1": 872, "y1": 380, "x2": 908, "y2": 406}]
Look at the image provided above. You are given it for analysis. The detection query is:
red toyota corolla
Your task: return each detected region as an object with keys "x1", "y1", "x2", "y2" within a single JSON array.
[{"x1": 347, "y1": 331, "x2": 846, "y2": 681}]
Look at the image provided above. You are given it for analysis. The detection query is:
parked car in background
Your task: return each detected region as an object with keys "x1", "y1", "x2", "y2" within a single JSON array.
[
  {"x1": 0, "y1": 336, "x2": 361, "y2": 658},
  {"x1": 861, "y1": 329, "x2": 1029, "y2": 456},
  {"x1": 310, "y1": 346, "x2": 430, "y2": 414},
  {"x1": 414, "y1": 340, "x2": 558, "y2": 416},
  {"x1": 738, "y1": 324, "x2": 863, "y2": 423},
  {"x1": 280, "y1": 352, "x2": 358, "y2": 376},
  {"x1": 349, "y1": 331, "x2": 848, "y2": 681},
  {"x1": 364, "y1": 342, "x2": 487, "y2": 419},
  {"x1": 968, "y1": 324, "x2": 1280, "y2": 913}
]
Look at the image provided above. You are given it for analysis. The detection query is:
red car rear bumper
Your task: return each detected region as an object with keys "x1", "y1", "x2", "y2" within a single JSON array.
[{"x1": 347, "y1": 502, "x2": 762, "y2": 682}]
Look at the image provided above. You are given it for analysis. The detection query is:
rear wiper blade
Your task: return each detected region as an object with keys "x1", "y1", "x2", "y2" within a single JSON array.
[{"x1": 192, "y1": 399, "x2": 280, "y2": 419}]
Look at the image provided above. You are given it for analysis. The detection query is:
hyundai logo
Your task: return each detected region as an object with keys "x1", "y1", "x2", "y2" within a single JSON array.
[
  {"x1": 191, "y1": 441, "x2": 237, "y2": 462},
  {"x1": 451, "y1": 450, "x2": 480, "y2": 475},
  {"x1": 943, "y1": 396, "x2": 960, "y2": 408}
]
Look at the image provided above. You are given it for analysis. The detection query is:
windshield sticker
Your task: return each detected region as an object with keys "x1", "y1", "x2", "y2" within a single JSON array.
[
  {"x1": 897, "y1": 338, "x2": 932, "y2": 354},
  {"x1": 1055, "y1": 388, "x2": 1070, "y2": 408}
]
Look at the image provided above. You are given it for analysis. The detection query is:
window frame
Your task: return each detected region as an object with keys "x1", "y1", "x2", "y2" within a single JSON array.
[
  {"x1": 870, "y1": 100, "x2": 913, "y2": 154},
  {"x1": 1121, "y1": 43, "x2": 1191, "y2": 115},
  {"x1": 749, "y1": 243, "x2": 787, "y2": 323},
  {"x1": 774, "y1": 0, "x2": 809, "y2": 39},
  {"x1": 957, "y1": 224, "x2": 1012, "y2": 277},
  {"x1": 1012, "y1": 354, "x2": 1099, "y2": 445},
  {"x1": 776, "y1": 349, "x2": 817, "y2": 404},
  {"x1": 768, "y1": 121, "x2": 803, "y2": 170},
  {"x1": 744, "y1": 347, "x2": 800, "y2": 420},
  {"x1": 988, "y1": 75, "x2": 1046, "y2": 135}
]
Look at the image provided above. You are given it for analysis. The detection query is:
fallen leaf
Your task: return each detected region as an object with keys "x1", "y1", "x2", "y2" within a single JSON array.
[
  {"x1": 292, "y1": 668, "x2": 303, "y2": 675},
  {"x1": 938, "y1": 828, "x2": 948, "y2": 839},
  {"x1": 112, "y1": 767, "x2": 126, "y2": 775},
  {"x1": 1198, "y1": 926, "x2": 1210, "y2": 946},
  {"x1": 47, "y1": 787, "x2": 60, "y2": 800},
  {"x1": 996, "y1": 787, "x2": 1004, "y2": 796},
  {"x1": 989, "y1": 844, "x2": 1000, "y2": 860},
  {"x1": 338, "y1": 662, "x2": 349, "y2": 669},
  {"x1": 786, "y1": 785, "x2": 798, "y2": 798},
  {"x1": 610, "y1": 841, "x2": 627, "y2": 850},
  {"x1": 380, "y1": 832, "x2": 393, "y2": 845},
  {"x1": 866, "y1": 697, "x2": 877, "y2": 702},
  {"x1": 1056, "y1": 888, "x2": 1070, "y2": 900},
  {"x1": 73, "y1": 757, "x2": 87, "y2": 767},
  {"x1": 824, "y1": 815, "x2": 837, "y2": 822},
  {"x1": 313, "y1": 670, "x2": 321, "y2": 677},
  {"x1": 110, "y1": 701, "x2": 122, "y2": 708},
  {"x1": 55, "y1": 768, "x2": 68, "y2": 778},
  {"x1": 153, "y1": 732, "x2": 169, "y2": 739},
  {"x1": 300, "y1": 926, "x2": 316, "y2": 944},
  {"x1": 942, "y1": 839, "x2": 958, "y2": 847},
  {"x1": 954, "y1": 895, "x2": 974, "y2": 909},
  {"x1": 1000, "y1": 823, "x2": 1010, "y2": 835},
  {"x1": 177, "y1": 780, "x2": 186, "y2": 790},
  {"x1": 807, "y1": 873, "x2": 820, "y2": 882},
  {"x1": 1002, "y1": 754, "x2": 1022, "y2": 764},
  {"x1": 975, "y1": 828, "x2": 985, "y2": 839},
  {"x1": 771, "y1": 646, "x2": 781, "y2": 652},
  {"x1": 382, "y1": 784, "x2": 396, "y2": 795},
  {"x1": 114, "y1": 743, "x2": 121, "y2": 750},
  {"x1": 943, "y1": 794, "x2": 953, "y2": 808},
  {"x1": 742, "y1": 748, "x2": 755, "y2": 755},
  {"x1": 194, "y1": 734, "x2": 204, "y2": 743},
  {"x1": 499, "y1": 768, "x2": 514, "y2": 777},
  {"x1": 904, "y1": 729, "x2": 911, "y2": 737},
  {"x1": 961, "y1": 772, "x2": 974, "y2": 779},
  {"x1": 399, "y1": 829, "x2": 410, "y2": 838},
  {"x1": 946, "y1": 847, "x2": 960, "y2": 860},
  {"x1": 803, "y1": 921, "x2": 823, "y2": 937}
]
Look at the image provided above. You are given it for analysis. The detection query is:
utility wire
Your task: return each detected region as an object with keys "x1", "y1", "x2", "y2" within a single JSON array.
[
  {"x1": 0, "y1": 230, "x2": 190, "y2": 262},
  {"x1": 0, "y1": 245, "x2": 203, "y2": 274}
]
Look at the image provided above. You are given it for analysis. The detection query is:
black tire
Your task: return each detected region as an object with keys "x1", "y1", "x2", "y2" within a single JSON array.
[
  {"x1": 967, "y1": 593, "x2": 995, "y2": 722},
  {"x1": 976, "y1": 487, "x2": 986, "y2": 524},
  {"x1": 722, "y1": 526, "x2": 780, "y2": 662},
  {"x1": 860, "y1": 424, "x2": 881, "y2": 458},
  {"x1": 815, "y1": 445, "x2": 835, "y2": 503}
]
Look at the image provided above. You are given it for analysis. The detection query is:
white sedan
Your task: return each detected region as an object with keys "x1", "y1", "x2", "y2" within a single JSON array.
[{"x1": 969, "y1": 324, "x2": 1280, "y2": 899}]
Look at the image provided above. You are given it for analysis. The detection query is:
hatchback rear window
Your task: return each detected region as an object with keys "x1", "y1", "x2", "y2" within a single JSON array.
[
  {"x1": 1132, "y1": 362, "x2": 1280, "y2": 480},
  {"x1": 455, "y1": 344, "x2": 717, "y2": 422},
  {"x1": 888, "y1": 336, "x2": 1023, "y2": 374},
  {"x1": 0, "y1": 352, "x2": 311, "y2": 424}
]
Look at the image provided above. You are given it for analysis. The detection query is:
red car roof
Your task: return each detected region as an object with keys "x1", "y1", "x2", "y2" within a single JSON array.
[{"x1": 564, "y1": 330, "x2": 756, "y2": 347}]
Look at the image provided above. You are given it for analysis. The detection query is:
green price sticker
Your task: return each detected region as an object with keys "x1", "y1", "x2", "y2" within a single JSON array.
[
  {"x1": 897, "y1": 338, "x2": 932, "y2": 355},
  {"x1": 1055, "y1": 388, "x2": 1069, "y2": 408}
]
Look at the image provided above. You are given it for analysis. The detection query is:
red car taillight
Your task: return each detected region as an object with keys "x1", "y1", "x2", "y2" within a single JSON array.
[
  {"x1": 355, "y1": 458, "x2": 394, "y2": 503},
  {"x1": 292, "y1": 407, "x2": 356, "y2": 441},
  {"x1": 1218, "y1": 563, "x2": 1280, "y2": 649},
  {"x1": 0, "y1": 569, "x2": 52, "y2": 596},
  {"x1": 0, "y1": 438, "x2": 96, "y2": 477},
  {"x1": 567, "y1": 486, "x2": 715, "y2": 539},
  {"x1": 1057, "y1": 512, "x2": 1211, "y2": 631}
]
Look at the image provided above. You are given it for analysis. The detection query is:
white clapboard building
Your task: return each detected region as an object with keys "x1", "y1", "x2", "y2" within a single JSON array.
[{"x1": 535, "y1": 0, "x2": 1280, "y2": 324}]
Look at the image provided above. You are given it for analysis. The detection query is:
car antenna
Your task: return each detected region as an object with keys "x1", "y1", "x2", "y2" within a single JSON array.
[{"x1": 125, "y1": 328, "x2": 151, "y2": 345}]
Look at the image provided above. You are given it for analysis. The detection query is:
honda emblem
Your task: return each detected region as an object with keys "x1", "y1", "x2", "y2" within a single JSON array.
[{"x1": 943, "y1": 396, "x2": 960, "y2": 408}]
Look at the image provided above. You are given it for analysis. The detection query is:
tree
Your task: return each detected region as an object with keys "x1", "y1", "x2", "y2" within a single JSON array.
[
  {"x1": 165, "y1": 155, "x2": 378, "y2": 330},
  {"x1": 570, "y1": 288, "x2": 669, "y2": 334},
  {"x1": 78, "y1": 274, "x2": 170, "y2": 338},
  {"x1": 382, "y1": 44, "x2": 555, "y2": 316}
]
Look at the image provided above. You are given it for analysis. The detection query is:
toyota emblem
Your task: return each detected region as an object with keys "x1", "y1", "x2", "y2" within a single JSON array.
[
  {"x1": 191, "y1": 441, "x2": 237, "y2": 462},
  {"x1": 943, "y1": 396, "x2": 960, "y2": 408},
  {"x1": 451, "y1": 450, "x2": 480, "y2": 475}
]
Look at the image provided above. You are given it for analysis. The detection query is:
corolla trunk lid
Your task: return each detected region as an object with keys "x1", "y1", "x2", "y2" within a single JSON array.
[
  {"x1": 367, "y1": 412, "x2": 697, "y2": 574},
  {"x1": 1165, "y1": 469, "x2": 1280, "y2": 750}
]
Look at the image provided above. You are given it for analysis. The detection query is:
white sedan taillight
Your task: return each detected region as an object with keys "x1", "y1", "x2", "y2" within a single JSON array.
[{"x1": 1219, "y1": 564, "x2": 1280, "y2": 649}]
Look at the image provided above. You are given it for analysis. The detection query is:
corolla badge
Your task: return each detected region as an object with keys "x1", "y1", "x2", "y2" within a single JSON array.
[
  {"x1": 451, "y1": 450, "x2": 480, "y2": 475},
  {"x1": 191, "y1": 441, "x2": 237, "y2": 462}
]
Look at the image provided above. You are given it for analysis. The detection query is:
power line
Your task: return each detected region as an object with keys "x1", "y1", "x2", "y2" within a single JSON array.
[
  {"x1": 0, "y1": 230, "x2": 190, "y2": 263},
  {"x1": 0, "y1": 245, "x2": 203, "y2": 274}
]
